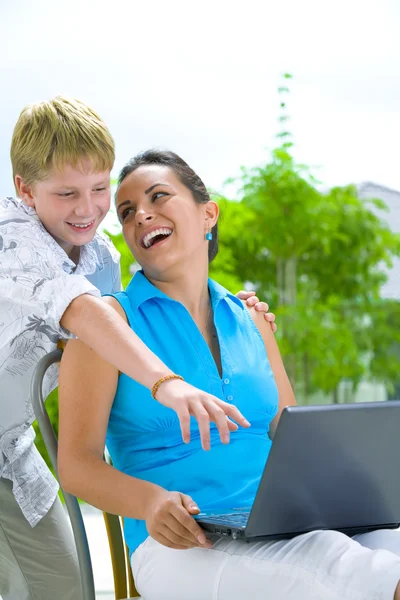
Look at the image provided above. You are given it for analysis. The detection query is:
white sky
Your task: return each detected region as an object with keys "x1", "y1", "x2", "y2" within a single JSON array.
[{"x1": 1, "y1": 0, "x2": 399, "y2": 231}]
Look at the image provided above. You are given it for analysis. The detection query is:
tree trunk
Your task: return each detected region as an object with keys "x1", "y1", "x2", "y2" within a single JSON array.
[
  {"x1": 284, "y1": 256, "x2": 297, "y2": 307},
  {"x1": 277, "y1": 258, "x2": 285, "y2": 306},
  {"x1": 283, "y1": 257, "x2": 297, "y2": 388},
  {"x1": 303, "y1": 352, "x2": 309, "y2": 405},
  {"x1": 332, "y1": 386, "x2": 340, "y2": 404}
]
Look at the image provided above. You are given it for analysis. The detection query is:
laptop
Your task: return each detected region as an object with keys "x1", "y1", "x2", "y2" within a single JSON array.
[{"x1": 195, "y1": 402, "x2": 400, "y2": 541}]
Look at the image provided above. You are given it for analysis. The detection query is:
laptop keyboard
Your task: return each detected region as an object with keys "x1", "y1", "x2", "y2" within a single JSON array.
[{"x1": 203, "y1": 512, "x2": 250, "y2": 527}]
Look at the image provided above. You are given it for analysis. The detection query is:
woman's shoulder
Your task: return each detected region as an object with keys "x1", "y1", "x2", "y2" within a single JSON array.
[
  {"x1": 102, "y1": 292, "x2": 130, "y2": 322},
  {"x1": 101, "y1": 271, "x2": 152, "y2": 324},
  {"x1": 208, "y1": 278, "x2": 245, "y2": 310}
]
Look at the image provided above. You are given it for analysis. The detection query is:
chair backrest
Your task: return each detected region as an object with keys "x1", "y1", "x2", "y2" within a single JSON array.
[
  {"x1": 103, "y1": 512, "x2": 139, "y2": 598},
  {"x1": 31, "y1": 350, "x2": 139, "y2": 599}
]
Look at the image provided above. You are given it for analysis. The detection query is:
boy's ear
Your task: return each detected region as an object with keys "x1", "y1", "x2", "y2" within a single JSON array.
[{"x1": 15, "y1": 175, "x2": 36, "y2": 207}]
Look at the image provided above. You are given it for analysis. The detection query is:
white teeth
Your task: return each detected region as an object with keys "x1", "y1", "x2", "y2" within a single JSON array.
[
  {"x1": 143, "y1": 228, "x2": 172, "y2": 248},
  {"x1": 70, "y1": 221, "x2": 93, "y2": 229}
]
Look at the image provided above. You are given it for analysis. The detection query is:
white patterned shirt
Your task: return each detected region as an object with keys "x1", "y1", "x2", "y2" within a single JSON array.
[{"x1": 0, "y1": 197, "x2": 121, "y2": 526}]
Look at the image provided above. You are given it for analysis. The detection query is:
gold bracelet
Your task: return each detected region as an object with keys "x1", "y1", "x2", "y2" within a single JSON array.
[{"x1": 151, "y1": 374, "x2": 184, "y2": 400}]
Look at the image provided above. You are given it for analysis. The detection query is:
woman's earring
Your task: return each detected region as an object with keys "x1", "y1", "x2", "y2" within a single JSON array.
[{"x1": 205, "y1": 231, "x2": 213, "y2": 241}]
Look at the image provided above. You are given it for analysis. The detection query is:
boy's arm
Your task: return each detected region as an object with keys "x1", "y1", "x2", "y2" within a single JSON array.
[
  {"x1": 61, "y1": 294, "x2": 174, "y2": 388},
  {"x1": 0, "y1": 221, "x2": 249, "y2": 446}
]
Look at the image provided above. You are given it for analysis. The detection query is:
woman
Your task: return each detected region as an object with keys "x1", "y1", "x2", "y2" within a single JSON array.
[{"x1": 58, "y1": 150, "x2": 400, "y2": 600}]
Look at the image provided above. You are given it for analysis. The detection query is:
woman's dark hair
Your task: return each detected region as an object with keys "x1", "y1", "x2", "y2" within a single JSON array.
[{"x1": 118, "y1": 149, "x2": 219, "y2": 262}]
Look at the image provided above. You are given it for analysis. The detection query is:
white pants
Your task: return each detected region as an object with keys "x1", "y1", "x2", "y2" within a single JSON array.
[
  {"x1": 0, "y1": 478, "x2": 82, "y2": 600},
  {"x1": 131, "y1": 529, "x2": 400, "y2": 600}
]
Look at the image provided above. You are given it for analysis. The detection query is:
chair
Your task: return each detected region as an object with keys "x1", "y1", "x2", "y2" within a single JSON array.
[
  {"x1": 103, "y1": 512, "x2": 139, "y2": 599},
  {"x1": 31, "y1": 349, "x2": 141, "y2": 599}
]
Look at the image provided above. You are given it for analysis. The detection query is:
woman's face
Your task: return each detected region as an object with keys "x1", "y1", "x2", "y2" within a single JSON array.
[{"x1": 116, "y1": 165, "x2": 218, "y2": 280}]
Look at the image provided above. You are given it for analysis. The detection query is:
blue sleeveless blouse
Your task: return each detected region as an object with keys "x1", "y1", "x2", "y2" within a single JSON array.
[{"x1": 106, "y1": 271, "x2": 278, "y2": 554}]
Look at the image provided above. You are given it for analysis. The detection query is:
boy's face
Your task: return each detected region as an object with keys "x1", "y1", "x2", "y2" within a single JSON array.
[{"x1": 16, "y1": 160, "x2": 111, "y2": 257}]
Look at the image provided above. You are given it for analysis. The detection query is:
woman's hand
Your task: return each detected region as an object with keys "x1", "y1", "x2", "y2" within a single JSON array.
[
  {"x1": 145, "y1": 489, "x2": 212, "y2": 550},
  {"x1": 236, "y1": 290, "x2": 277, "y2": 333},
  {"x1": 155, "y1": 379, "x2": 251, "y2": 450}
]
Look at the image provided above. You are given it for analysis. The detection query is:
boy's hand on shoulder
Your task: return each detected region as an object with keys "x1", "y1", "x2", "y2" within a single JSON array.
[{"x1": 235, "y1": 290, "x2": 277, "y2": 333}]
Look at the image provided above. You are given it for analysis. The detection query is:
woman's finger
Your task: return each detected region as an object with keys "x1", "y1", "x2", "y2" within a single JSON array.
[
  {"x1": 170, "y1": 499, "x2": 211, "y2": 546},
  {"x1": 216, "y1": 399, "x2": 251, "y2": 428},
  {"x1": 176, "y1": 405, "x2": 191, "y2": 444},
  {"x1": 161, "y1": 500, "x2": 200, "y2": 546},
  {"x1": 159, "y1": 521, "x2": 199, "y2": 547},
  {"x1": 190, "y1": 404, "x2": 211, "y2": 450},
  {"x1": 204, "y1": 400, "x2": 231, "y2": 444},
  {"x1": 227, "y1": 418, "x2": 239, "y2": 432},
  {"x1": 154, "y1": 529, "x2": 194, "y2": 550},
  {"x1": 163, "y1": 513, "x2": 203, "y2": 546}
]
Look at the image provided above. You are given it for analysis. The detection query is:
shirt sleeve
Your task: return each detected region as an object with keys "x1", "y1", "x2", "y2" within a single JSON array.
[
  {"x1": 0, "y1": 222, "x2": 100, "y2": 349},
  {"x1": 111, "y1": 259, "x2": 123, "y2": 293},
  {"x1": 98, "y1": 231, "x2": 123, "y2": 293}
]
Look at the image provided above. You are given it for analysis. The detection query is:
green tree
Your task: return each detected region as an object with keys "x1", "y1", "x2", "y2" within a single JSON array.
[
  {"x1": 215, "y1": 74, "x2": 400, "y2": 401},
  {"x1": 209, "y1": 198, "x2": 256, "y2": 292},
  {"x1": 366, "y1": 299, "x2": 400, "y2": 396}
]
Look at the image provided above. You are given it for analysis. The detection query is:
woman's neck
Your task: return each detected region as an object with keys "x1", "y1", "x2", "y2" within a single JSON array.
[{"x1": 145, "y1": 259, "x2": 211, "y2": 322}]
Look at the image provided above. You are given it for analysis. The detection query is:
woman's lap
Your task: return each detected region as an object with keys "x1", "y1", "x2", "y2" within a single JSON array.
[
  {"x1": 131, "y1": 529, "x2": 400, "y2": 600},
  {"x1": 355, "y1": 529, "x2": 400, "y2": 555}
]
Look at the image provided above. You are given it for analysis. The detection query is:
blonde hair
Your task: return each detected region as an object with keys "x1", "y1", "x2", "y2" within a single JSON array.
[{"x1": 11, "y1": 96, "x2": 115, "y2": 191}]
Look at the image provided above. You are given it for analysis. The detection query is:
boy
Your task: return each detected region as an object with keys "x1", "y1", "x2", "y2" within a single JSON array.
[{"x1": 0, "y1": 96, "x2": 275, "y2": 599}]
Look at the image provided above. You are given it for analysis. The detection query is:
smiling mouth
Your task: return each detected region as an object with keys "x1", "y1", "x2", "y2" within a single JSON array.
[
  {"x1": 67, "y1": 220, "x2": 95, "y2": 231},
  {"x1": 142, "y1": 228, "x2": 173, "y2": 249}
]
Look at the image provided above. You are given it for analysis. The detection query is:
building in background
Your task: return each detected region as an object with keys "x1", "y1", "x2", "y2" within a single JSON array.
[
  {"x1": 358, "y1": 182, "x2": 400, "y2": 401},
  {"x1": 358, "y1": 182, "x2": 400, "y2": 300}
]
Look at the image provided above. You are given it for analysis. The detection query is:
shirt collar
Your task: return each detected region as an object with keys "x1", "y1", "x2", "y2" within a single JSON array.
[
  {"x1": 208, "y1": 278, "x2": 244, "y2": 310},
  {"x1": 126, "y1": 270, "x2": 245, "y2": 312},
  {"x1": 3, "y1": 196, "x2": 109, "y2": 276}
]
